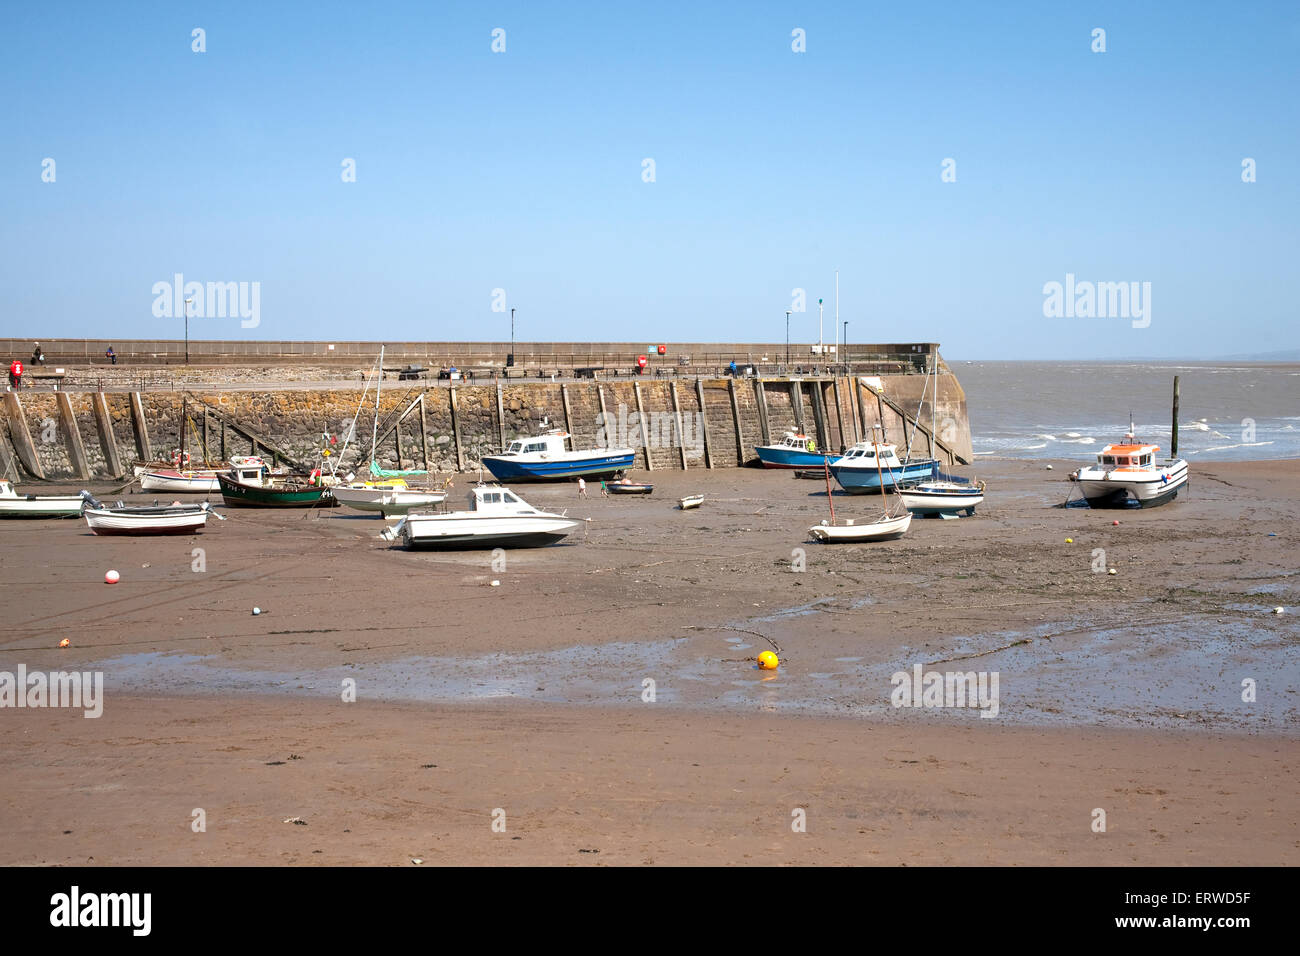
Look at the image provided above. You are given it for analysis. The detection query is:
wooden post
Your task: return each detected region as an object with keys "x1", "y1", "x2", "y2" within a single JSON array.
[
  {"x1": 129, "y1": 391, "x2": 151, "y2": 463},
  {"x1": 495, "y1": 380, "x2": 506, "y2": 449},
  {"x1": 596, "y1": 385, "x2": 609, "y2": 447},
  {"x1": 831, "y1": 378, "x2": 847, "y2": 452},
  {"x1": 395, "y1": 418, "x2": 403, "y2": 466},
  {"x1": 449, "y1": 387, "x2": 465, "y2": 471},
  {"x1": 419, "y1": 395, "x2": 429, "y2": 469},
  {"x1": 790, "y1": 380, "x2": 805, "y2": 431},
  {"x1": 694, "y1": 378, "x2": 714, "y2": 468},
  {"x1": 669, "y1": 381, "x2": 688, "y2": 470},
  {"x1": 56, "y1": 392, "x2": 90, "y2": 479},
  {"x1": 633, "y1": 381, "x2": 653, "y2": 471},
  {"x1": 178, "y1": 397, "x2": 185, "y2": 461},
  {"x1": 201, "y1": 409, "x2": 209, "y2": 463},
  {"x1": 728, "y1": 378, "x2": 746, "y2": 465},
  {"x1": 2, "y1": 393, "x2": 45, "y2": 479},
  {"x1": 855, "y1": 378, "x2": 869, "y2": 444},
  {"x1": 560, "y1": 383, "x2": 573, "y2": 450},
  {"x1": 220, "y1": 419, "x2": 226, "y2": 462},
  {"x1": 1171, "y1": 375, "x2": 1180, "y2": 458},
  {"x1": 754, "y1": 380, "x2": 771, "y2": 444},
  {"x1": 90, "y1": 392, "x2": 123, "y2": 477},
  {"x1": 809, "y1": 382, "x2": 828, "y2": 452}
]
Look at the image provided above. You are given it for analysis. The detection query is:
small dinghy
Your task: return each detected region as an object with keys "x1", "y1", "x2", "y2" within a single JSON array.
[
  {"x1": 0, "y1": 480, "x2": 85, "y2": 518},
  {"x1": 809, "y1": 511, "x2": 911, "y2": 542},
  {"x1": 678, "y1": 494, "x2": 705, "y2": 510},
  {"x1": 607, "y1": 479, "x2": 653, "y2": 495},
  {"x1": 81, "y1": 492, "x2": 214, "y2": 536},
  {"x1": 899, "y1": 477, "x2": 985, "y2": 517}
]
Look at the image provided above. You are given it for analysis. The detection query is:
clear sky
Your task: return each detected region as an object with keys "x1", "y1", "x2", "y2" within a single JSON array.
[{"x1": 2, "y1": 1, "x2": 1296, "y2": 359}]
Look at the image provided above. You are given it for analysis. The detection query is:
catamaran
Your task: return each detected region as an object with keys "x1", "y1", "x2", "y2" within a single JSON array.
[{"x1": 1073, "y1": 427, "x2": 1188, "y2": 508}]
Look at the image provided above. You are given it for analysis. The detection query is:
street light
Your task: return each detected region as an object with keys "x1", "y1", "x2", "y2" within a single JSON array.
[
  {"x1": 509, "y1": 307, "x2": 516, "y2": 368},
  {"x1": 785, "y1": 311, "x2": 792, "y2": 365},
  {"x1": 183, "y1": 297, "x2": 193, "y2": 365},
  {"x1": 843, "y1": 321, "x2": 849, "y2": 371}
]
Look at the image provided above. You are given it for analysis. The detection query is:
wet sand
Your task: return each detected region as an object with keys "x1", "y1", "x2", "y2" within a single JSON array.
[{"x1": 1, "y1": 458, "x2": 1297, "y2": 864}]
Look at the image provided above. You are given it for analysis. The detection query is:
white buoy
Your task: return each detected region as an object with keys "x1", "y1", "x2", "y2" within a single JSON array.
[
  {"x1": 490, "y1": 580, "x2": 500, "y2": 587},
  {"x1": 252, "y1": 607, "x2": 262, "y2": 615},
  {"x1": 105, "y1": 570, "x2": 120, "y2": 584},
  {"x1": 1046, "y1": 464, "x2": 1053, "y2": 470},
  {"x1": 1275, "y1": 607, "x2": 1285, "y2": 615},
  {"x1": 1107, "y1": 568, "x2": 1117, "y2": 575}
]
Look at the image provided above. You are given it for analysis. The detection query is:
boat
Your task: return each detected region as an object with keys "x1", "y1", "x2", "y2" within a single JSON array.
[
  {"x1": 678, "y1": 494, "x2": 705, "y2": 510},
  {"x1": 754, "y1": 432, "x2": 838, "y2": 470},
  {"x1": 386, "y1": 484, "x2": 581, "y2": 550},
  {"x1": 331, "y1": 481, "x2": 447, "y2": 517},
  {"x1": 81, "y1": 492, "x2": 212, "y2": 536},
  {"x1": 809, "y1": 428, "x2": 913, "y2": 543},
  {"x1": 606, "y1": 478, "x2": 653, "y2": 495},
  {"x1": 899, "y1": 476, "x2": 985, "y2": 517},
  {"x1": 216, "y1": 456, "x2": 338, "y2": 508},
  {"x1": 810, "y1": 511, "x2": 912, "y2": 542},
  {"x1": 139, "y1": 468, "x2": 222, "y2": 493},
  {"x1": 481, "y1": 428, "x2": 636, "y2": 482},
  {"x1": 828, "y1": 441, "x2": 938, "y2": 494},
  {"x1": 1073, "y1": 429, "x2": 1188, "y2": 508},
  {"x1": 0, "y1": 480, "x2": 85, "y2": 518}
]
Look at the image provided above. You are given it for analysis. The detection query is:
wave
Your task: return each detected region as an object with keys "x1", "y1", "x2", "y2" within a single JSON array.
[
  {"x1": 1033, "y1": 433, "x2": 1057, "y2": 441},
  {"x1": 1195, "y1": 441, "x2": 1275, "y2": 453}
]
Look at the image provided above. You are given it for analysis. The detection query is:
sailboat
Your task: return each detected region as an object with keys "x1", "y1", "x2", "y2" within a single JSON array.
[
  {"x1": 809, "y1": 427, "x2": 912, "y2": 542},
  {"x1": 331, "y1": 347, "x2": 448, "y2": 516}
]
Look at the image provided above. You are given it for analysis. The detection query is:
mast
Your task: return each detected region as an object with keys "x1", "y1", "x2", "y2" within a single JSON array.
[
  {"x1": 823, "y1": 456, "x2": 835, "y2": 524},
  {"x1": 873, "y1": 425, "x2": 888, "y2": 514},
  {"x1": 371, "y1": 344, "x2": 384, "y2": 464}
]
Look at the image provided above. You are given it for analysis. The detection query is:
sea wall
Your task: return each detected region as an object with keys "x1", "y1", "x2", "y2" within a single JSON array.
[{"x1": 1, "y1": 371, "x2": 972, "y2": 481}]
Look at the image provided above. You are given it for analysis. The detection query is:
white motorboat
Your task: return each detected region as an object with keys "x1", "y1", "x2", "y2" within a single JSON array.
[
  {"x1": 332, "y1": 483, "x2": 447, "y2": 516},
  {"x1": 809, "y1": 511, "x2": 912, "y2": 542},
  {"x1": 0, "y1": 480, "x2": 85, "y2": 518},
  {"x1": 899, "y1": 478, "x2": 985, "y2": 517},
  {"x1": 81, "y1": 493, "x2": 212, "y2": 535},
  {"x1": 1074, "y1": 433, "x2": 1188, "y2": 508},
  {"x1": 386, "y1": 484, "x2": 581, "y2": 550},
  {"x1": 678, "y1": 494, "x2": 705, "y2": 510}
]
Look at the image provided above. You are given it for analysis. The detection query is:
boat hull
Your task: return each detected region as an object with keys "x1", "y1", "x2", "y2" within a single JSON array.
[
  {"x1": 332, "y1": 485, "x2": 447, "y2": 515},
  {"x1": 482, "y1": 451, "x2": 636, "y2": 482},
  {"x1": 140, "y1": 470, "x2": 221, "y2": 493},
  {"x1": 217, "y1": 474, "x2": 337, "y2": 508},
  {"x1": 607, "y1": 483, "x2": 653, "y2": 495},
  {"x1": 0, "y1": 497, "x2": 84, "y2": 518},
  {"x1": 754, "y1": 446, "x2": 837, "y2": 469},
  {"x1": 1078, "y1": 461, "x2": 1188, "y2": 509},
  {"x1": 830, "y1": 459, "x2": 938, "y2": 493},
  {"x1": 400, "y1": 515, "x2": 581, "y2": 550},
  {"x1": 899, "y1": 486, "x2": 984, "y2": 516},
  {"x1": 809, "y1": 512, "x2": 912, "y2": 542},
  {"x1": 678, "y1": 495, "x2": 704, "y2": 510},
  {"x1": 84, "y1": 508, "x2": 208, "y2": 535}
]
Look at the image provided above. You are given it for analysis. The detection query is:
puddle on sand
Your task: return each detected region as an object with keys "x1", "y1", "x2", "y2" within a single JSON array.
[{"x1": 87, "y1": 615, "x2": 1300, "y2": 733}]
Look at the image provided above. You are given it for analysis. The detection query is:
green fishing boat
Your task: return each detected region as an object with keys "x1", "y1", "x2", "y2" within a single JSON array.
[{"x1": 216, "y1": 456, "x2": 338, "y2": 508}]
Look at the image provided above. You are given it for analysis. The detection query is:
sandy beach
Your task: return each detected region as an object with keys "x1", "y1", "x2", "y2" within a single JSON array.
[{"x1": 1, "y1": 458, "x2": 1297, "y2": 865}]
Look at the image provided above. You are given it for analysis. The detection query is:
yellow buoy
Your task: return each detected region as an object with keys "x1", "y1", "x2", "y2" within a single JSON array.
[
  {"x1": 1065, "y1": 538, "x2": 1073, "y2": 544},
  {"x1": 757, "y1": 650, "x2": 779, "y2": 670}
]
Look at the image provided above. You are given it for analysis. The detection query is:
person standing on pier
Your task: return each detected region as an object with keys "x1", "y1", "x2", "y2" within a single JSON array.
[{"x1": 105, "y1": 346, "x2": 116, "y2": 365}]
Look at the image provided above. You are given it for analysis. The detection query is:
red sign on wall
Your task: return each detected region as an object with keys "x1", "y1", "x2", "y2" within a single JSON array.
[
  {"x1": 657, "y1": 345, "x2": 666, "y2": 355},
  {"x1": 636, "y1": 355, "x2": 648, "y2": 368}
]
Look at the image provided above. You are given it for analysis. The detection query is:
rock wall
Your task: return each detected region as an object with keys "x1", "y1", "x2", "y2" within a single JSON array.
[{"x1": 2, "y1": 370, "x2": 973, "y2": 481}]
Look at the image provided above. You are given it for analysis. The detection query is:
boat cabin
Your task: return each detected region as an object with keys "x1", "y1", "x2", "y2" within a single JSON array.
[
  {"x1": 468, "y1": 485, "x2": 541, "y2": 514},
  {"x1": 501, "y1": 430, "x2": 569, "y2": 457},
  {"x1": 773, "y1": 432, "x2": 816, "y2": 451},
  {"x1": 1096, "y1": 444, "x2": 1159, "y2": 469},
  {"x1": 838, "y1": 441, "x2": 904, "y2": 468},
  {"x1": 227, "y1": 456, "x2": 270, "y2": 484}
]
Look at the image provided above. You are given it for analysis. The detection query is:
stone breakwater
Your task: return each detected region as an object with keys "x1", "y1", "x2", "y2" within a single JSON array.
[{"x1": 1, "y1": 372, "x2": 972, "y2": 481}]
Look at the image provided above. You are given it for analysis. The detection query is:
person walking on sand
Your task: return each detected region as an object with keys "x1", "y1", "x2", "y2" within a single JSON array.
[
  {"x1": 600, "y1": 479, "x2": 608, "y2": 498},
  {"x1": 577, "y1": 477, "x2": 587, "y2": 498}
]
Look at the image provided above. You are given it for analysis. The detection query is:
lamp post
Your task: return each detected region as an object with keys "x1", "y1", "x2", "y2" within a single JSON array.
[
  {"x1": 818, "y1": 297, "x2": 823, "y2": 357},
  {"x1": 843, "y1": 321, "x2": 849, "y2": 372},
  {"x1": 183, "y1": 297, "x2": 193, "y2": 365},
  {"x1": 509, "y1": 307, "x2": 516, "y2": 367},
  {"x1": 785, "y1": 310, "x2": 792, "y2": 366}
]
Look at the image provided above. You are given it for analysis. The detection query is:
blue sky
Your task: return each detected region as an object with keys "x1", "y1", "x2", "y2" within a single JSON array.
[{"x1": 1, "y1": 1, "x2": 1296, "y2": 359}]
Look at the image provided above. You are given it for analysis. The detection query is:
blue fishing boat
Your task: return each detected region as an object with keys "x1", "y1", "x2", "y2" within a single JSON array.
[
  {"x1": 828, "y1": 440, "x2": 938, "y2": 494},
  {"x1": 754, "y1": 431, "x2": 838, "y2": 469},
  {"x1": 482, "y1": 429, "x2": 636, "y2": 482}
]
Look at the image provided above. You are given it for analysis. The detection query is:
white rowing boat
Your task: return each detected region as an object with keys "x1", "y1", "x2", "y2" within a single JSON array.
[
  {"x1": 809, "y1": 511, "x2": 912, "y2": 542},
  {"x1": 81, "y1": 492, "x2": 212, "y2": 536},
  {"x1": 678, "y1": 494, "x2": 705, "y2": 510},
  {"x1": 0, "y1": 480, "x2": 85, "y2": 518}
]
